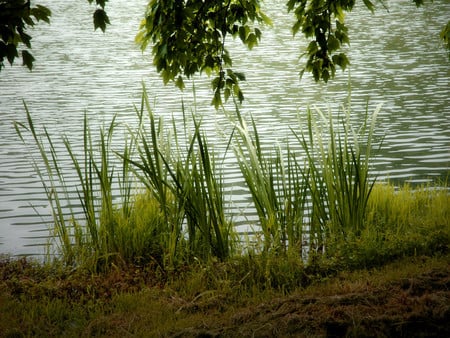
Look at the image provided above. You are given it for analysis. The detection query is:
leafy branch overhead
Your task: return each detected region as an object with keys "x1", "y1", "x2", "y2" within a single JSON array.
[
  {"x1": 0, "y1": 0, "x2": 109, "y2": 73},
  {"x1": 137, "y1": 0, "x2": 449, "y2": 107},
  {"x1": 1, "y1": 0, "x2": 448, "y2": 106},
  {"x1": 136, "y1": 0, "x2": 272, "y2": 109},
  {"x1": 0, "y1": 0, "x2": 51, "y2": 72},
  {"x1": 287, "y1": 0, "x2": 449, "y2": 83},
  {"x1": 287, "y1": 0, "x2": 355, "y2": 83}
]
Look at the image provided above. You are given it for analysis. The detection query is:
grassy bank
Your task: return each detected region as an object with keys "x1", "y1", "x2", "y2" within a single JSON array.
[
  {"x1": 5, "y1": 90, "x2": 449, "y2": 336},
  {"x1": 1, "y1": 253, "x2": 449, "y2": 337}
]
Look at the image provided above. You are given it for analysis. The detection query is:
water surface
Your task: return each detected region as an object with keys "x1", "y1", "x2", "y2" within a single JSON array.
[{"x1": 0, "y1": 0, "x2": 448, "y2": 256}]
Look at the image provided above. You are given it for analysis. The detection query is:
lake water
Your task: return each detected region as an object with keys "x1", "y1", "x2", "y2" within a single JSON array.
[{"x1": 1, "y1": 0, "x2": 449, "y2": 256}]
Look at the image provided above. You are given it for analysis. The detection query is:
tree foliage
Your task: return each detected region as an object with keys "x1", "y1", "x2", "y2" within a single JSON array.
[
  {"x1": 0, "y1": 0, "x2": 51, "y2": 72},
  {"x1": 136, "y1": 0, "x2": 272, "y2": 108},
  {"x1": 137, "y1": 0, "x2": 449, "y2": 107},
  {"x1": 1, "y1": 0, "x2": 448, "y2": 106},
  {"x1": 0, "y1": 0, "x2": 109, "y2": 74},
  {"x1": 287, "y1": 0, "x2": 355, "y2": 83}
]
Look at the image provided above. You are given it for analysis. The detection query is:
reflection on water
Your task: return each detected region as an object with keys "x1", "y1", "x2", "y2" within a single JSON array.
[{"x1": 0, "y1": 0, "x2": 449, "y2": 256}]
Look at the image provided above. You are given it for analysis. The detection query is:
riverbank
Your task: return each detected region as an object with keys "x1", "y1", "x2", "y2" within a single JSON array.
[
  {"x1": 4, "y1": 95, "x2": 449, "y2": 337},
  {"x1": 1, "y1": 253, "x2": 449, "y2": 337}
]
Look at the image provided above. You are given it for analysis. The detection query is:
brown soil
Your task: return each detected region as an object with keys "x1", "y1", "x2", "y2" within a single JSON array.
[{"x1": 171, "y1": 266, "x2": 450, "y2": 337}]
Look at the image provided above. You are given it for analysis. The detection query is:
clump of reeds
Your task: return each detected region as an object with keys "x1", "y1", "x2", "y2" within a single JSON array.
[
  {"x1": 15, "y1": 89, "x2": 448, "y2": 278},
  {"x1": 292, "y1": 104, "x2": 382, "y2": 254},
  {"x1": 15, "y1": 88, "x2": 235, "y2": 272},
  {"x1": 15, "y1": 105, "x2": 148, "y2": 270},
  {"x1": 232, "y1": 114, "x2": 308, "y2": 255},
  {"x1": 126, "y1": 90, "x2": 235, "y2": 267}
]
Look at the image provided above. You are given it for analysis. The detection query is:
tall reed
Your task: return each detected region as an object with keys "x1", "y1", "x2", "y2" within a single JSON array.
[
  {"x1": 125, "y1": 88, "x2": 235, "y2": 264},
  {"x1": 170, "y1": 118, "x2": 233, "y2": 261},
  {"x1": 232, "y1": 114, "x2": 308, "y2": 254},
  {"x1": 15, "y1": 103, "x2": 80, "y2": 265},
  {"x1": 15, "y1": 103, "x2": 165, "y2": 271},
  {"x1": 293, "y1": 103, "x2": 382, "y2": 250},
  {"x1": 15, "y1": 88, "x2": 237, "y2": 271},
  {"x1": 16, "y1": 86, "x2": 450, "y2": 283},
  {"x1": 123, "y1": 93, "x2": 183, "y2": 268}
]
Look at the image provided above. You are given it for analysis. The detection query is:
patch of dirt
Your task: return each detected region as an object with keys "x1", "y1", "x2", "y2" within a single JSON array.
[
  {"x1": 171, "y1": 268, "x2": 450, "y2": 337},
  {"x1": 0, "y1": 256, "x2": 163, "y2": 303}
]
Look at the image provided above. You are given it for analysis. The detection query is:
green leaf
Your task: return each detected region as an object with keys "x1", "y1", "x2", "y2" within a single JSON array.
[
  {"x1": 93, "y1": 9, "x2": 110, "y2": 32},
  {"x1": 255, "y1": 27, "x2": 262, "y2": 40},
  {"x1": 312, "y1": 61, "x2": 321, "y2": 82},
  {"x1": 226, "y1": 78, "x2": 235, "y2": 88},
  {"x1": 6, "y1": 43, "x2": 18, "y2": 65},
  {"x1": 332, "y1": 53, "x2": 350, "y2": 71},
  {"x1": 224, "y1": 88, "x2": 231, "y2": 101},
  {"x1": 211, "y1": 76, "x2": 221, "y2": 90},
  {"x1": 259, "y1": 11, "x2": 272, "y2": 26},
  {"x1": 212, "y1": 90, "x2": 222, "y2": 109},
  {"x1": 234, "y1": 71, "x2": 246, "y2": 81},
  {"x1": 307, "y1": 41, "x2": 319, "y2": 55},
  {"x1": 247, "y1": 33, "x2": 258, "y2": 49},
  {"x1": 22, "y1": 50, "x2": 35, "y2": 70},
  {"x1": 19, "y1": 32, "x2": 32, "y2": 48},
  {"x1": 238, "y1": 26, "x2": 246, "y2": 43},
  {"x1": 30, "y1": 5, "x2": 52, "y2": 23},
  {"x1": 162, "y1": 69, "x2": 171, "y2": 84},
  {"x1": 322, "y1": 68, "x2": 330, "y2": 82},
  {"x1": 222, "y1": 53, "x2": 232, "y2": 67},
  {"x1": 327, "y1": 35, "x2": 340, "y2": 52},
  {"x1": 292, "y1": 20, "x2": 302, "y2": 36},
  {"x1": 362, "y1": 0, "x2": 376, "y2": 13},
  {"x1": 175, "y1": 76, "x2": 185, "y2": 90},
  {"x1": 335, "y1": 21, "x2": 350, "y2": 45},
  {"x1": 237, "y1": 88, "x2": 244, "y2": 103},
  {"x1": 23, "y1": 15, "x2": 35, "y2": 27}
]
